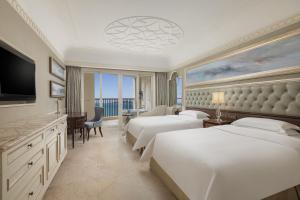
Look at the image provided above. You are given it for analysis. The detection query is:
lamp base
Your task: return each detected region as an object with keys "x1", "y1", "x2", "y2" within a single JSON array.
[{"x1": 216, "y1": 106, "x2": 222, "y2": 122}]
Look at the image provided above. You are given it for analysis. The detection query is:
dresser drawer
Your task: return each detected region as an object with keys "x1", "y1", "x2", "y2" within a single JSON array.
[
  {"x1": 7, "y1": 133, "x2": 44, "y2": 165},
  {"x1": 15, "y1": 166, "x2": 44, "y2": 200},
  {"x1": 57, "y1": 119, "x2": 67, "y2": 131},
  {"x1": 45, "y1": 125, "x2": 59, "y2": 139},
  {"x1": 7, "y1": 148, "x2": 44, "y2": 191},
  {"x1": 7, "y1": 158, "x2": 44, "y2": 200}
]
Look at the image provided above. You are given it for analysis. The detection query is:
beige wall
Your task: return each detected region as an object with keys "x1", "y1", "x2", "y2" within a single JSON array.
[
  {"x1": 83, "y1": 73, "x2": 95, "y2": 119},
  {"x1": 0, "y1": 0, "x2": 65, "y2": 124}
]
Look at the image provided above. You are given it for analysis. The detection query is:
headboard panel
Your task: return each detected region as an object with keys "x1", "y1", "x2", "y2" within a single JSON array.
[
  {"x1": 185, "y1": 79, "x2": 300, "y2": 126},
  {"x1": 186, "y1": 107, "x2": 300, "y2": 126}
]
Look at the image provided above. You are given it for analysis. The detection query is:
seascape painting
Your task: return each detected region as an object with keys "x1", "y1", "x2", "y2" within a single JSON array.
[
  {"x1": 186, "y1": 32, "x2": 300, "y2": 85},
  {"x1": 50, "y1": 57, "x2": 65, "y2": 81},
  {"x1": 50, "y1": 81, "x2": 65, "y2": 98}
]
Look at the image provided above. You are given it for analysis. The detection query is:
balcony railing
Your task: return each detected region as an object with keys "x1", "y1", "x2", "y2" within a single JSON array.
[
  {"x1": 95, "y1": 98, "x2": 135, "y2": 117},
  {"x1": 177, "y1": 97, "x2": 182, "y2": 105}
]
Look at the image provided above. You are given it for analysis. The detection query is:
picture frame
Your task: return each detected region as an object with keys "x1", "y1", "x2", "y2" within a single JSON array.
[
  {"x1": 185, "y1": 28, "x2": 300, "y2": 87},
  {"x1": 50, "y1": 81, "x2": 65, "y2": 98},
  {"x1": 49, "y1": 57, "x2": 65, "y2": 81}
]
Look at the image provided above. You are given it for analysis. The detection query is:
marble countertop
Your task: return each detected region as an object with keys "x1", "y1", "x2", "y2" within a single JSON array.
[{"x1": 0, "y1": 113, "x2": 67, "y2": 151}]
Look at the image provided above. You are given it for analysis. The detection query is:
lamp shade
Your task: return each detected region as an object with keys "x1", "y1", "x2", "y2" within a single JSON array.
[{"x1": 212, "y1": 92, "x2": 225, "y2": 104}]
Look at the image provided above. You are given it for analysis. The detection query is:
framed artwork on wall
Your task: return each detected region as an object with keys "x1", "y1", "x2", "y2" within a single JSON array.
[
  {"x1": 49, "y1": 57, "x2": 65, "y2": 81},
  {"x1": 50, "y1": 81, "x2": 65, "y2": 98},
  {"x1": 186, "y1": 29, "x2": 300, "y2": 86}
]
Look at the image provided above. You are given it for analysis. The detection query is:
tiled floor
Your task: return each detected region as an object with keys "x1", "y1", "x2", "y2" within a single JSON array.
[{"x1": 42, "y1": 122, "x2": 175, "y2": 200}]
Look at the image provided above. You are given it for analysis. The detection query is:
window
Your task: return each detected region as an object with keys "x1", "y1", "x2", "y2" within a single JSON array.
[
  {"x1": 93, "y1": 73, "x2": 137, "y2": 118},
  {"x1": 102, "y1": 73, "x2": 118, "y2": 117},
  {"x1": 94, "y1": 73, "x2": 101, "y2": 107},
  {"x1": 94, "y1": 73, "x2": 119, "y2": 117},
  {"x1": 122, "y1": 75, "x2": 136, "y2": 111},
  {"x1": 176, "y1": 77, "x2": 182, "y2": 105}
]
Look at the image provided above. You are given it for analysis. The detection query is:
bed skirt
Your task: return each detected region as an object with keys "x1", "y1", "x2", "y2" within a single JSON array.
[
  {"x1": 126, "y1": 131, "x2": 137, "y2": 146},
  {"x1": 150, "y1": 158, "x2": 300, "y2": 200},
  {"x1": 150, "y1": 158, "x2": 189, "y2": 200}
]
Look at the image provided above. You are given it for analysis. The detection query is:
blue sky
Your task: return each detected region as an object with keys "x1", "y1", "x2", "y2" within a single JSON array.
[
  {"x1": 94, "y1": 73, "x2": 135, "y2": 98},
  {"x1": 176, "y1": 77, "x2": 182, "y2": 98}
]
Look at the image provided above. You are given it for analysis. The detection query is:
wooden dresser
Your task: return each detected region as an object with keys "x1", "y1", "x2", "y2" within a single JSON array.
[{"x1": 0, "y1": 114, "x2": 67, "y2": 200}]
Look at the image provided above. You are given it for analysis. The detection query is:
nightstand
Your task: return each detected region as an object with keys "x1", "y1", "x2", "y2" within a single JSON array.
[{"x1": 203, "y1": 119, "x2": 232, "y2": 128}]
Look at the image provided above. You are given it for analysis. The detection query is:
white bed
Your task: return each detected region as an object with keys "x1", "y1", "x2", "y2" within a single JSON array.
[
  {"x1": 126, "y1": 113, "x2": 206, "y2": 150},
  {"x1": 142, "y1": 124, "x2": 300, "y2": 200}
]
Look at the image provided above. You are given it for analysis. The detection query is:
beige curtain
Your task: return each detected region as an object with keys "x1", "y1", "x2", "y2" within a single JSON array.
[
  {"x1": 155, "y1": 72, "x2": 168, "y2": 106},
  {"x1": 169, "y1": 72, "x2": 178, "y2": 106},
  {"x1": 169, "y1": 79, "x2": 177, "y2": 106},
  {"x1": 66, "y1": 66, "x2": 82, "y2": 113}
]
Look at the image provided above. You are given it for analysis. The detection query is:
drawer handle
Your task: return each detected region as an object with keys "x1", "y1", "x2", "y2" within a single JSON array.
[
  {"x1": 28, "y1": 161, "x2": 33, "y2": 166},
  {"x1": 29, "y1": 191, "x2": 34, "y2": 196},
  {"x1": 27, "y1": 143, "x2": 33, "y2": 148}
]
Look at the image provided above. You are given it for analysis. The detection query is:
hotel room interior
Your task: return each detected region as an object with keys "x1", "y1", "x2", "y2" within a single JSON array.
[{"x1": 0, "y1": 0, "x2": 300, "y2": 200}]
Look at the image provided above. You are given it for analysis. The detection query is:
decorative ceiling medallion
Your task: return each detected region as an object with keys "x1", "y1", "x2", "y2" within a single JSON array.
[{"x1": 104, "y1": 16, "x2": 184, "y2": 52}]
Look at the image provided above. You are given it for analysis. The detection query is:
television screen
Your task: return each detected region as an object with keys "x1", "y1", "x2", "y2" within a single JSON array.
[{"x1": 0, "y1": 41, "x2": 36, "y2": 101}]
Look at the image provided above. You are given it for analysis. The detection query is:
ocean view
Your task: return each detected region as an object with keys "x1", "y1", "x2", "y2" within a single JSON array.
[{"x1": 95, "y1": 98, "x2": 134, "y2": 117}]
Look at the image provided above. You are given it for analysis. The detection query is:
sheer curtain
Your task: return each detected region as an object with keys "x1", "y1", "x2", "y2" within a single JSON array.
[
  {"x1": 155, "y1": 72, "x2": 168, "y2": 106},
  {"x1": 140, "y1": 76, "x2": 152, "y2": 111},
  {"x1": 66, "y1": 66, "x2": 82, "y2": 113}
]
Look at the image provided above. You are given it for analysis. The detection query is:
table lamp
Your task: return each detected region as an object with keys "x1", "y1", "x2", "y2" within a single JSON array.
[
  {"x1": 212, "y1": 92, "x2": 224, "y2": 122},
  {"x1": 56, "y1": 97, "x2": 64, "y2": 115},
  {"x1": 174, "y1": 105, "x2": 182, "y2": 115}
]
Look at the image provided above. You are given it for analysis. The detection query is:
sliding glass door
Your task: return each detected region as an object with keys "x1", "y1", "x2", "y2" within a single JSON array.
[
  {"x1": 94, "y1": 72, "x2": 137, "y2": 118},
  {"x1": 94, "y1": 73, "x2": 101, "y2": 107},
  {"x1": 102, "y1": 73, "x2": 119, "y2": 117},
  {"x1": 122, "y1": 75, "x2": 136, "y2": 111}
]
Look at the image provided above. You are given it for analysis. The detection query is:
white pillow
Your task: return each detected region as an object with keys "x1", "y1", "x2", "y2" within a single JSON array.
[
  {"x1": 179, "y1": 110, "x2": 209, "y2": 119},
  {"x1": 232, "y1": 117, "x2": 300, "y2": 135}
]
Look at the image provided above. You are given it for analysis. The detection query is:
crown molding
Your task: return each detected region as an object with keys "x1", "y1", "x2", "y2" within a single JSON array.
[
  {"x1": 175, "y1": 14, "x2": 300, "y2": 70},
  {"x1": 64, "y1": 60, "x2": 169, "y2": 72},
  {"x1": 5, "y1": 0, "x2": 65, "y2": 62}
]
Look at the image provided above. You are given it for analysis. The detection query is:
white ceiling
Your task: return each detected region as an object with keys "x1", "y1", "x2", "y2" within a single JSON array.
[{"x1": 16, "y1": 0, "x2": 300, "y2": 71}]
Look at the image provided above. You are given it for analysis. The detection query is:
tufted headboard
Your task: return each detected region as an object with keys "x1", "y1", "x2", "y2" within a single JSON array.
[{"x1": 185, "y1": 79, "x2": 300, "y2": 125}]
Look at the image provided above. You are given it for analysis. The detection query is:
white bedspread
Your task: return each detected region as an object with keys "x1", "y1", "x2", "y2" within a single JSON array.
[
  {"x1": 126, "y1": 115, "x2": 203, "y2": 150},
  {"x1": 143, "y1": 125, "x2": 300, "y2": 200}
]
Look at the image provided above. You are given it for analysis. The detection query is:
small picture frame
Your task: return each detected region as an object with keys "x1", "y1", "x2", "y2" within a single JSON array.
[
  {"x1": 49, "y1": 57, "x2": 65, "y2": 81},
  {"x1": 50, "y1": 81, "x2": 65, "y2": 98}
]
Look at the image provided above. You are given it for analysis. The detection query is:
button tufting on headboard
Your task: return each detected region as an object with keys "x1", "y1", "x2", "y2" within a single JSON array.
[{"x1": 185, "y1": 80, "x2": 300, "y2": 117}]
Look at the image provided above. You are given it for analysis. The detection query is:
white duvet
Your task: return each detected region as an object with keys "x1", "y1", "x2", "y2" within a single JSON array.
[
  {"x1": 142, "y1": 125, "x2": 300, "y2": 200},
  {"x1": 126, "y1": 115, "x2": 204, "y2": 150}
]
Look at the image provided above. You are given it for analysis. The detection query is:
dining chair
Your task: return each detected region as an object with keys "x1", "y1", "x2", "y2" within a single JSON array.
[
  {"x1": 75, "y1": 116, "x2": 86, "y2": 144},
  {"x1": 85, "y1": 107, "x2": 104, "y2": 140}
]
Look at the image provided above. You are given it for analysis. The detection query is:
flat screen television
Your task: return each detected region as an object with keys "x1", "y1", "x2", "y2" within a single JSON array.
[{"x1": 0, "y1": 41, "x2": 36, "y2": 101}]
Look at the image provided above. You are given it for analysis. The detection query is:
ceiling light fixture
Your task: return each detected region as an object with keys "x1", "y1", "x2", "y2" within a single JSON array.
[{"x1": 104, "y1": 16, "x2": 184, "y2": 52}]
